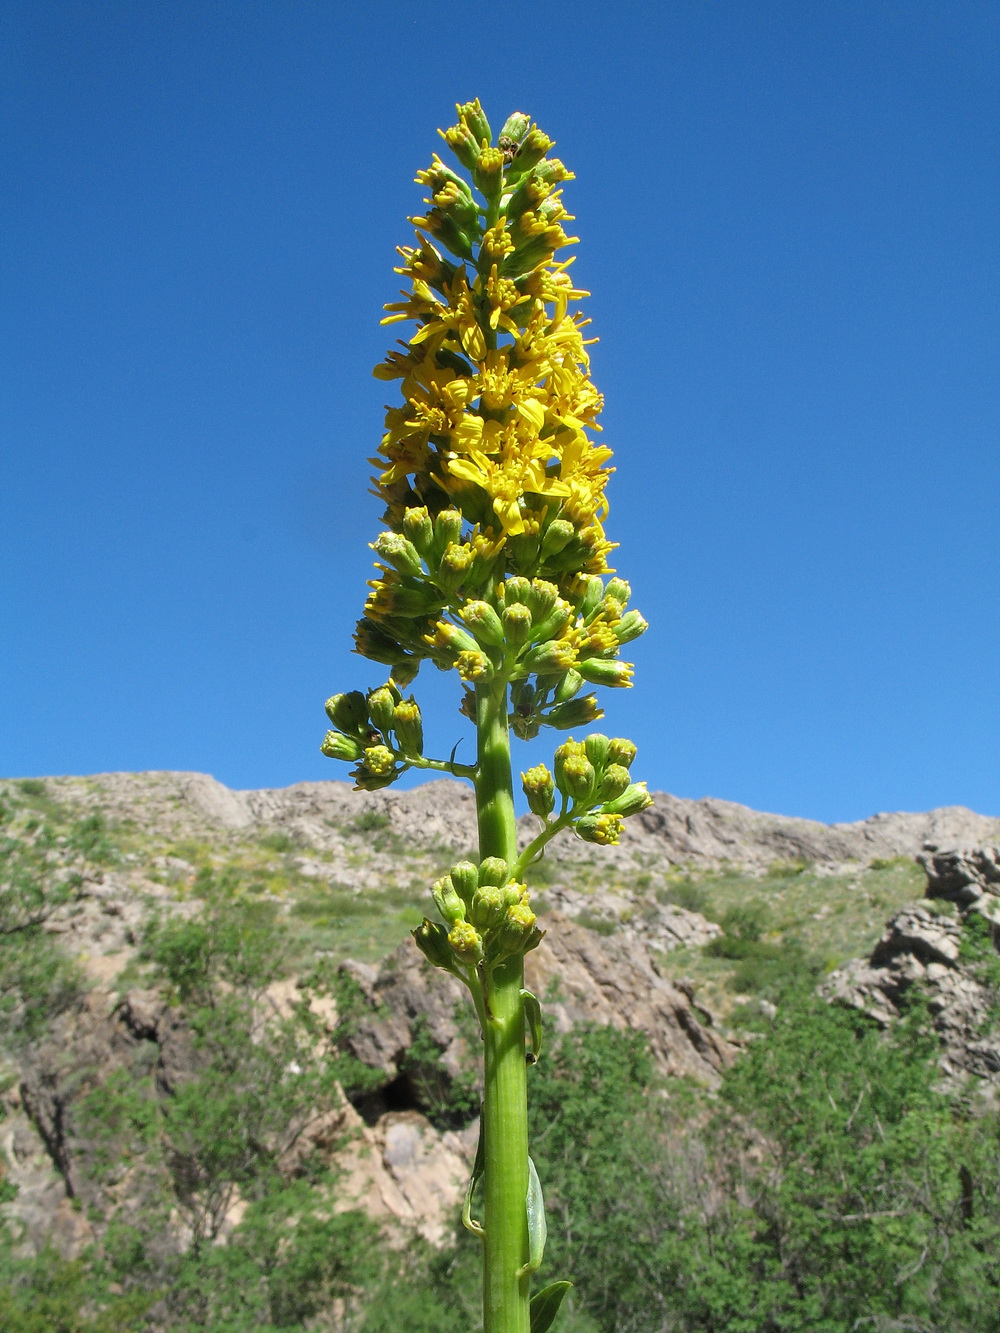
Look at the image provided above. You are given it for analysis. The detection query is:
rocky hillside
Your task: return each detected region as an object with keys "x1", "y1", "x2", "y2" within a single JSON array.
[{"x1": 2, "y1": 770, "x2": 999, "y2": 1267}]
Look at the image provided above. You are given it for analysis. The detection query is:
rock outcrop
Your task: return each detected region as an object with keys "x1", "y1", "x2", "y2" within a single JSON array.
[{"x1": 825, "y1": 846, "x2": 1000, "y2": 1085}]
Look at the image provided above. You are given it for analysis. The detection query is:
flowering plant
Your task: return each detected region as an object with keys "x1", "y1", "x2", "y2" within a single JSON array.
[{"x1": 322, "y1": 100, "x2": 650, "y2": 1333}]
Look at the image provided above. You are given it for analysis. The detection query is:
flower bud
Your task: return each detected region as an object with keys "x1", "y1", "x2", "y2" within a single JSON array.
[
  {"x1": 372, "y1": 532, "x2": 423, "y2": 578},
  {"x1": 478, "y1": 856, "x2": 509, "y2": 887},
  {"x1": 544, "y1": 695, "x2": 603, "y2": 729},
  {"x1": 497, "y1": 901, "x2": 541, "y2": 956},
  {"x1": 524, "y1": 579, "x2": 560, "y2": 624},
  {"x1": 440, "y1": 121, "x2": 480, "y2": 171},
  {"x1": 350, "y1": 765, "x2": 397, "y2": 792},
  {"x1": 584, "y1": 733, "x2": 610, "y2": 771},
  {"x1": 362, "y1": 745, "x2": 395, "y2": 777},
  {"x1": 457, "y1": 98, "x2": 492, "y2": 146},
  {"x1": 433, "y1": 507, "x2": 463, "y2": 553},
  {"x1": 456, "y1": 650, "x2": 493, "y2": 682},
  {"x1": 393, "y1": 699, "x2": 423, "y2": 755},
  {"x1": 560, "y1": 755, "x2": 596, "y2": 804},
  {"x1": 502, "y1": 602, "x2": 533, "y2": 647},
  {"x1": 600, "y1": 764, "x2": 632, "y2": 802},
  {"x1": 499, "y1": 111, "x2": 531, "y2": 145},
  {"x1": 523, "y1": 638, "x2": 575, "y2": 675},
  {"x1": 500, "y1": 576, "x2": 532, "y2": 606},
  {"x1": 448, "y1": 920, "x2": 484, "y2": 963},
  {"x1": 575, "y1": 813, "x2": 624, "y2": 846},
  {"x1": 354, "y1": 619, "x2": 413, "y2": 667},
  {"x1": 553, "y1": 739, "x2": 586, "y2": 791},
  {"x1": 450, "y1": 861, "x2": 479, "y2": 906},
  {"x1": 509, "y1": 128, "x2": 555, "y2": 178},
  {"x1": 366, "y1": 686, "x2": 398, "y2": 734},
  {"x1": 461, "y1": 600, "x2": 505, "y2": 648},
  {"x1": 474, "y1": 146, "x2": 505, "y2": 198},
  {"x1": 403, "y1": 506, "x2": 434, "y2": 556},
  {"x1": 436, "y1": 542, "x2": 474, "y2": 593},
  {"x1": 427, "y1": 620, "x2": 479, "y2": 660},
  {"x1": 552, "y1": 669, "x2": 584, "y2": 704},
  {"x1": 470, "y1": 884, "x2": 505, "y2": 931},
  {"x1": 522, "y1": 764, "x2": 556, "y2": 818},
  {"x1": 321, "y1": 731, "x2": 364, "y2": 762},
  {"x1": 607, "y1": 737, "x2": 637, "y2": 769},
  {"x1": 578, "y1": 658, "x2": 634, "y2": 688},
  {"x1": 575, "y1": 576, "x2": 605, "y2": 621},
  {"x1": 605, "y1": 577, "x2": 631, "y2": 606},
  {"x1": 540, "y1": 518, "x2": 575, "y2": 559},
  {"x1": 529, "y1": 600, "x2": 572, "y2": 643},
  {"x1": 602, "y1": 782, "x2": 653, "y2": 817},
  {"x1": 325, "y1": 691, "x2": 369, "y2": 737},
  {"x1": 390, "y1": 658, "x2": 420, "y2": 690},
  {"x1": 413, "y1": 918, "x2": 455, "y2": 972},
  {"x1": 614, "y1": 610, "x2": 648, "y2": 644},
  {"x1": 432, "y1": 875, "x2": 465, "y2": 925}
]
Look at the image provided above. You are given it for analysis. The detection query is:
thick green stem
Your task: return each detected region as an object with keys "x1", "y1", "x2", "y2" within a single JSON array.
[{"x1": 475, "y1": 680, "x2": 530, "y2": 1333}]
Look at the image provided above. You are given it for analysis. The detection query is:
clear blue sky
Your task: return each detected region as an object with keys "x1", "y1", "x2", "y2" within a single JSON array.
[{"x1": 3, "y1": 1, "x2": 997, "y2": 823}]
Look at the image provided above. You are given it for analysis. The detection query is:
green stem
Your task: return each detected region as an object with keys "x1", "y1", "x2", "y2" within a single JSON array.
[{"x1": 475, "y1": 679, "x2": 530, "y2": 1333}]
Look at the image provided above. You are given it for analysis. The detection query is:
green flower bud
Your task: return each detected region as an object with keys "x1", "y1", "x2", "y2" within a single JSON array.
[
  {"x1": 501, "y1": 576, "x2": 532, "y2": 606},
  {"x1": 432, "y1": 875, "x2": 465, "y2": 925},
  {"x1": 413, "y1": 918, "x2": 456, "y2": 972},
  {"x1": 450, "y1": 860, "x2": 479, "y2": 906},
  {"x1": 432, "y1": 179, "x2": 479, "y2": 231},
  {"x1": 499, "y1": 111, "x2": 531, "y2": 145},
  {"x1": 584, "y1": 733, "x2": 610, "y2": 771},
  {"x1": 478, "y1": 856, "x2": 509, "y2": 887},
  {"x1": 426, "y1": 620, "x2": 479, "y2": 660},
  {"x1": 320, "y1": 731, "x2": 364, "y2": 762},
  {"x1": 433, "y1": 507, "x2": 463, "y2": 553},
  {"x1": 389, "y1": 658, "x2": 420, "y2": 690},
  {"x1": 354, "y1": 618, "x2": 413, "y2": 667},
  {"x1": 560, "y1": 755, "x2": 596, "y2": 804},
  {"x1": 393, "y1": 699, "x2": 423, "y2": 755},
  {"x1": 533, "y1": 158, "x2": 574, "y2": 186},
  {"x1": 372, "y1": 532, "x2": 424, "y2": 578},
  {"x1": 367, "y1": 686, "x2": 398, "y2": 734},
  {"x1": 540, "y1": 518, "x2": 575, "y2": 559},
  {"x1": 599, "y1": 763, "x2": 632, "y2": 802},
  {"x1": 350, "y1": 765, "x2": 397, "y2": 792},
  {"x1": 522, "y1": 764, "x2": 556, "y2": 818},
  {"x1": 544, "y1": 695, "x2": 603, "y2": 729},
  {"x1": 502, "y1": 602, "x2": 533, "y2": 647},
  {"x1": 436, "y1": 541, "x2": 474, "y2": 593},
  {"x1": 448, "y1": 920, "x2": 484, "y2": 963},
  {"x1": 525, "y1": 579, "x2": 560, "y2": 624},
  {"x1": 575, "y1": 576, "x2": 605, "y2": 621},
  {"x1": 363, "y1": 745, "x2": 395, "y2": 777},
  {"x1": 470, "y1": 884, "x2": 505, "y2": 931},
  {"x1": 440, "y1": 121, "x2": 480, "y2": 171},
  {"x1": 575, "y1": 813, "x2": 624, "y2": 846},
  {"x1": 325, "y1": 691, "x2": 369, "y2": 736},
  {"x1": 552, "y1": 669, "x2": 584, "y2": 704},
  {"x1": 457, "y1": 98, "x2": 492, "y2": 146},
  {"x1": 614, "y1": 610, "x2": 648, "y2": 644},
  {"x1": 523, "y1": 638, "x2": 576, "y2": 675},
  {"x1": 578, "y1": 658, "x2": 634, "y2": 688},
  {"x1": 497, "y1": 901, "x2": 541, "y2": 956},
  {"x1": 461, "y1": 599, "x2": 506, "y2": 647},
  {"x1": 403, "y1": 506, "x2": 434, "y2": 556},
  {"x1": 607, "y1": 737, "x2": 638, "y2": 769},
  {"x1": 530, "y1": 599, "x2": 572, "y2": 643},
  {"x1": 553, "y1": 738, "x2": 586, "y2": 792},
  {"x1": 508, "y1": 127, "x2": 555, "y2": 179},
  {"x1": 602, "y1": 782, "x2": 653, "y2": 817},
  {"x1": 456, "y1": 650, "x2": 493, "y2": 682},
  {"x1": 605, "y1": 577, "x2": 631, "y2": 606}
]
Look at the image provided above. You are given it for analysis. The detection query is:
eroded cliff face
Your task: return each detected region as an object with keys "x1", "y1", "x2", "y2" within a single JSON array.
[{"x1": 2, "y1": 771, "x2": 998, "y2": 1260}]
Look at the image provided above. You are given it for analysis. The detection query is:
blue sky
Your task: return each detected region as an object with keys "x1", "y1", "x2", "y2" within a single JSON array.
[{"x1": 3, "y1": 1, "x2": 997, "y2": 823}]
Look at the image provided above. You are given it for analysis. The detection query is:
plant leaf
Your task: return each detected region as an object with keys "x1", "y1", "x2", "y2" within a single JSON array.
[
  {"x1": 518, "y1": 1155, "x2": 547, "y2": 1276},
  {"x1": 530, "y1": 1281, "x2": 573, "y2": 1333},
  {"x1": 521, "y1": 987, "x2": 542, "y2": 1064}
]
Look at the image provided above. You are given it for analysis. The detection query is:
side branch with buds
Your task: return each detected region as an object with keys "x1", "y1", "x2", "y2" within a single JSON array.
[{"x1": 320, "y1": 100, "x2": 650, "y2": 1333}]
